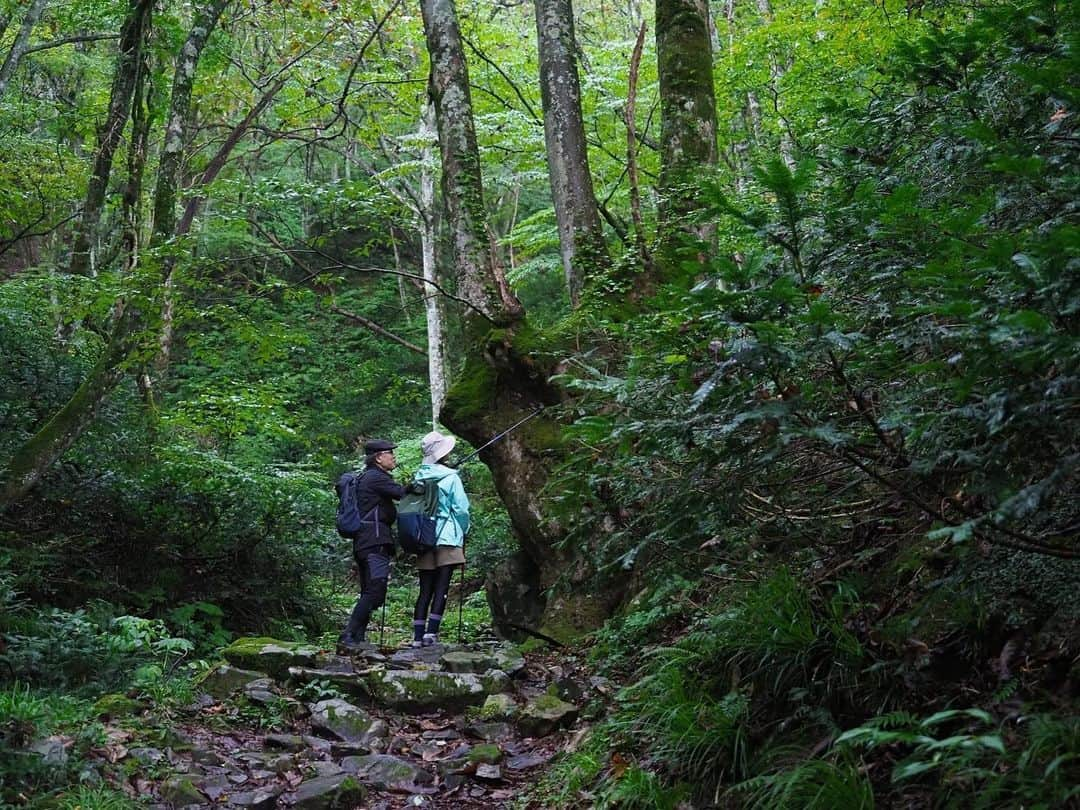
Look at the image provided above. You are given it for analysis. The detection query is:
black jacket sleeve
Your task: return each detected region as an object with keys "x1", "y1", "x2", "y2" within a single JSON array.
[{"x1": 368, "y1": 468, "x2": 406, "y2": 501}]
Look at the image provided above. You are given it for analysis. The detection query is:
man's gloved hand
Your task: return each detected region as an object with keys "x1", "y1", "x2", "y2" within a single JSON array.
[{"x1": 408, "y1": 481, "x2": 425, "y2": 495}]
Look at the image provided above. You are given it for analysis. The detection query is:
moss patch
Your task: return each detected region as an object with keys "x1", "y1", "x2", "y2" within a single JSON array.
[
  {"x1": 221, "y1": 637, "x2": 320, "y2": 679},
  {"x1": 443, "y1": 357, "x2": 497, "y2": 419},
  {"x1": 92, "y1": 693, "x2": 143, "y2": 718},
  {"x1": 468, "y1": 743, "x2": 503, "y2": 764}
]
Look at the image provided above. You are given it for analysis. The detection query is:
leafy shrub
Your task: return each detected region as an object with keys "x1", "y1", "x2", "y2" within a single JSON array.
[{"x1": 835, "y1": 709, "x2": 1080, "y2": 808}]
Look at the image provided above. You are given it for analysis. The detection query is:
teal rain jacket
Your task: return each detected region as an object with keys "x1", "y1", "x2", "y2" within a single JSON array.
[{"x1": 413, "y1": 463, "x2": 470, "y2": 546}]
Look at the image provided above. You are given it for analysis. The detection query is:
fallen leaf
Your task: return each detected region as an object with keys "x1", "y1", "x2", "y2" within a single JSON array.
[{"x1": 610, "y1": 752, "x2": 630, "y2": 779}]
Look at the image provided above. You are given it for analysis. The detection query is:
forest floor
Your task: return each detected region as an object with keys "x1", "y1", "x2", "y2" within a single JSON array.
[{"x1": 66, "y1": 638, "x2": 598, "y2": 809}]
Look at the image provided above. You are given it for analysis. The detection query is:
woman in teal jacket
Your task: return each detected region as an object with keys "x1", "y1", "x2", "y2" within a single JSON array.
[{"x1": 411, "y1": 431, "x2": 470, "y2": 647}]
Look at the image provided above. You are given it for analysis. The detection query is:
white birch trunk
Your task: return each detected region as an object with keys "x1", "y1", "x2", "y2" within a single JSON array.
[{"x1": 420, "y1": 101, "x2": 446, "y2": 426}]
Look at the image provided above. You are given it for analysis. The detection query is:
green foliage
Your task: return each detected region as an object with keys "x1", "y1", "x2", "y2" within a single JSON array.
[
  {"x1": 596, "y1": 765, "x2": 688, "y2": 809},
  {"x1": 730, "y1": 756, "x2": 874, "y2": 810},
  {"x1": 50, "y1": 785, "x2": 138, "y2": 810},
  {"x1": 526, "y1": 723, "x2": 613, "y2": 808},
  {"x1": 0, "y1": 683, "x2": 101, "y2": 805},
  {"x1": 835, "y1": 710, "x2": 1080, "y2": 808}
]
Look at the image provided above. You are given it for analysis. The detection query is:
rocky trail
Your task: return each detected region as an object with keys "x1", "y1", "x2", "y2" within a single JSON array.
[{"x1": 73, "y1": 637, "x2": 606, "y2": 809}]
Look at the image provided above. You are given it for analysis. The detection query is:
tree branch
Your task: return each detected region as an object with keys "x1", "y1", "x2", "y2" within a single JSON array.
[
  {"x1": 329, "y1": 305, "x2": 427, "y2": 356},
  {"x1": 462, "y1": 33, "x2": 541, "y2": 125},
  {"x1": 20, "y1": 32, "x2": 118, "y2": 55}
]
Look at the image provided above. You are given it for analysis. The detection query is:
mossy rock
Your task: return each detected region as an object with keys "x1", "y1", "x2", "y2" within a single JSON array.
[
  {"x1": 362, "y1": 669, "x2": 487, "y2": 712},
  {"x1": 91, "y1": 693, "x2": 143, "y2": 718},
  {"x1": 310, "y1": 699, "x2": 387, "y2": 745},
  {"x1": 197, "y1": 664, "x2": 268, "y2": 700},
  {"x1": 291, "y1": 772, "x2": 366, "y2": 810},
  {"x1": 467, "y1": 743, "x2": 503, "y2": 765},
  {"x1": 540, "y1": 592, "x2": 612, "y2": 643},
  {"x1": 341, "y1": 754, "x2": 434, "y2": 791},
  {"x1": 288, "y1": 666, "x2": 370, "y2": 700},
  {"x1": 518, "y1": 694, "x2": 579, "y2": 737},
  {"x1": 493, "y1": 644, "x2": 526, "y2": 677},
  {"x1": 478, "y1": 693, "x2": 518, "y2": 721},
  {"x1": 159, "y1": 775, "x2": 205, "y2": 806},
  {"x1": 480, "y1": 669, "x2": 511, "y2": 694},
  {"x1": 221, "y1": 637, "x2": 320, "y2": 680},
  {"x1": 440, "y1": 650, "x2": 500, "y2": 673}
]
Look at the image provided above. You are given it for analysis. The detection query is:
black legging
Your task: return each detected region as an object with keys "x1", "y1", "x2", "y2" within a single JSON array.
[{"x1": 414, "y1": 564, "x2": 454, "y2": 626}]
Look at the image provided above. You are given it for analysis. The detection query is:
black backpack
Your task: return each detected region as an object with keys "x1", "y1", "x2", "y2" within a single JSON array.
[{"x1": 335, "y1": 471, "x2": 367, "y2": 537}]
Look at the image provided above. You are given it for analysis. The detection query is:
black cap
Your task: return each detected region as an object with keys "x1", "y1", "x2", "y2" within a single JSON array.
[{"x1": 363, "y1": 439, "x2": 396, "y2": 454}]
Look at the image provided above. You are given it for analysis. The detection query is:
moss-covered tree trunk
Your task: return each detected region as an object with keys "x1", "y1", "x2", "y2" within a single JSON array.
[
  {"x1": 0, "y1": 308, "x2": 140, "y2": 511},
  {"x1": 68, "y1": 0, "x2": 154, "y2": 277},
  {"x1": 419, "y1": 0, "x2": 519, "y2": 325},
  {"x1": 0, "y1": 3, "x2": 230, "y2": 510},
  {"x1": 534, "y1": 0, "x2": 608, "y2": 308},
  {"x1": 421, "y1": 0, "x2": 611, "y2": 638},
  {"x1": 151, "y1": 0, "x2": 234, "y2": 376},
  {"x1": 655, "y1": 0, "x2": 717, "y2": 274},
  {"x1": 151, "y1": 0, "x2": 231, "y2": 244}
]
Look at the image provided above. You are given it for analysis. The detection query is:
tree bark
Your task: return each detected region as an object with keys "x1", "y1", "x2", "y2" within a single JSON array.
[
  {"x1": 147, "y1": 0, "x2": 230, "y2": 382},
  {"x1": 0, "y1": 0, "x2": 48, "y2": 100},
  {"x1": 534, "y1": 0, "x2": 607, "y2": 308},
  {"x1": 68, "y1": 0, "x2": 154, "y2": 276},
  {"x1": 121, "y1": 50, "x2": 153, "y2": 273},
  {"x1": 419, "y1": 100, "x2": 447, "y2": 426},
  {"x1": 754, "y1": 0, "x2": 796, "y2": 169},
  {"x1": 419, "y1": 0, "x2": 520, "y2": 325},
  {"x1": 655, "y1": 0, "x2": 717, "y2": 274},
  {"x1": 151, "y1": 0, "x2": 231, "y2": 244},
  {"x1": 421, "y1": 0, "x2": 592, "y2": 638}
]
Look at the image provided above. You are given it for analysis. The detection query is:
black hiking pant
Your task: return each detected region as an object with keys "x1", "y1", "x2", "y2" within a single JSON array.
[{"x1": 342, "y1": 544, "x2": 392, "y2": 642}]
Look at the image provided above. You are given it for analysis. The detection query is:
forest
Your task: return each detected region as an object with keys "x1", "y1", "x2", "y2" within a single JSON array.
[{"x1": 0, "y1": 0, "x2": 1077, "y2": 806}]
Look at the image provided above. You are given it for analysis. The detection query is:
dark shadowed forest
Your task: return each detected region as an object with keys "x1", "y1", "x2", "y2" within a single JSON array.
[{"x1": 0, "y1": 0, "x2": 1077, "y2": 806}]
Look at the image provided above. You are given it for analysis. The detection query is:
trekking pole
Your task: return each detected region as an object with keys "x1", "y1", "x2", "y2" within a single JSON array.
[
  {"x1": 379, "y1": 564, "x2": 388, "y2": 647},
  {"x1": 452, "y1": 406, "x2": 545, "y2": 468},
  {"x1": 457, "y1": 560, "x2": 465, "y2": 645}
]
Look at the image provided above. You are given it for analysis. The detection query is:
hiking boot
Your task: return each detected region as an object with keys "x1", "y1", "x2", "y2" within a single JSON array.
[
  {"x1": 338, "y1": 634, "x2": 367, "y2": 654},
  {"x1": 421, "y1": 633, "x2": 438, "y2": 647},
  {"x1": 409, "y1": 639, "x2": 424, "y2": 649}
]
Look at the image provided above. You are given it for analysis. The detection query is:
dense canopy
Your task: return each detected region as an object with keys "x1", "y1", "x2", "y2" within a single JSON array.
[{"x1": 0, "y1": 0, "x2": 1077, "y2": 806}]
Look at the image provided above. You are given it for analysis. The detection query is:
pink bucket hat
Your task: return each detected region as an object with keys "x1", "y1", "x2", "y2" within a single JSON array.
[{"x1": 421, "y1": 431, "x2": 456, "y2": 464}]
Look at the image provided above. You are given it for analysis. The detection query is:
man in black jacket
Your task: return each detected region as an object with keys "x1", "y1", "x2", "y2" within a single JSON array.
[{"x1": 338, "y1": 438, "x2": 406, "y2": 650}]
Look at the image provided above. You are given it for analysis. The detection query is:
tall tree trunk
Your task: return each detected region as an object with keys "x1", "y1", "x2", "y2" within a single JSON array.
[
  {"x1": 121, "y1": 51, "x2": 153, "y2": 274},
  {"x1": 654, "y1": 0, "x2": 717, "y2": 274},
  {"x1": 755, "y1": 0, "x2": 796, "y2": 169},
  {"x1": 157, "y1": 73, "x2": 286, "y2": 373},
  {"x1": 151, "y1": 0, "x2": 231, "y2": 244},
  {"x1": 68, "y1": 0, "x2": 154, "y2": 277},
  {"x1": 419, "y1": 100, "x2": 447, "y2": 426},
  {"x1": 0, "y1": 0, "x2": 48, "y2": 100},
  {"x1": 150, "y1": 0, "x2": 232, "y2": 377},
  {"x1": 421, "y1": 0, "x2": 612, "y2": 640},
  {"x1": 534, "y1": 0, "x2": 607, "y2": 308},
  {"x1": 419, "y1": 0, "x2": 519, "y2": 325}
]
